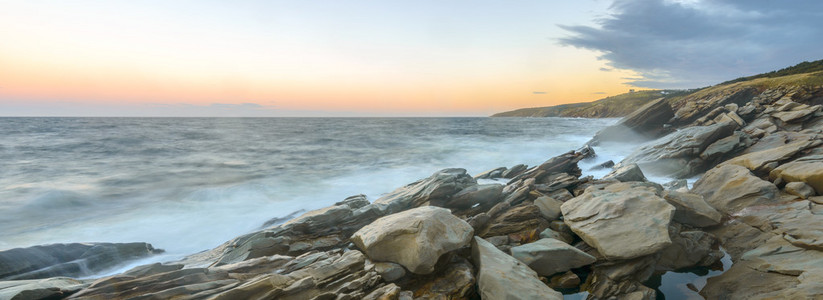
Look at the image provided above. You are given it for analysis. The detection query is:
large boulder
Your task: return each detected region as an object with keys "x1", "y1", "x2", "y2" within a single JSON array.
[
  {"x1": 615, "y1": 121, "x2": 738, "y2": 178},
  {"x1": 590, "y1": 97, "x2": 675, "y2": 144},
  {"x1": 510, "y1": 238, "x2": 596, "y2": 276},
  {"x1": 770, "y1": 155, "x2": 823, "y2": 195},
  {"x1": 472, "y1": 237, "x2": 563, "y2": 300},
  {"x1": 602, "y1": 163, "x2": 647, "y2": 182},
  {"x1": 691, "y1": 164, "x2": 779, "y2": 214},
  {"x1": 351, "y1": 206, "x2": 473, "y2": 274},
  {"x1": 374, "y1": 168, "x2": 476, "y2": 214},
  {"x1": 560, "y1": 182, "x2": 675, "y2": 260},
  {"x1": 0, "y1": 242, "x2": 162, "y2": 280}
]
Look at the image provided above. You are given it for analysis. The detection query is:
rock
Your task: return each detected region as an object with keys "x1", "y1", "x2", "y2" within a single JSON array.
[
  {"x1": 0, "y1": 242, "x2": 162, "y2": 280},
  {"x1": 475, "y1": 167, "x2": 507, "y2": 179},
  {"x1": 534, "y1": 196, "x2": 563, "y2": 220},
  {"x1": 603, "y1": 163, "x2": 647, "y2": 182},
  {"x1": 0, "y1": 277, "x2": 88, "y2": 300},
  {"x1": 785, "y1": 182, "x2": 817, "y2": 199},
  {"x1": 586, "y1": 255, "x2": 658, "y2": 299},
  {"x1": 770, "y1": 155, "x2": 823, "y2": 195},
  {"x1": 351, "y1": 206, "x2": 473, "y2": 274},
  {"x1": 510, "y1": 238, "x2": 596, "y2": 276},
  {"x1": 362, "y1": 283, "x2": 401, "y2": 300},
  {"x1": 443, "y1": 184, "x2": 503, "y2": 209},
  {"x1": 560, "y1": 182, "x2": 674, "y2": 260},
  {"x1": 699, "y1": 131, "x2": 747, "y2": 162},
  {"x1": 538, "y1": 228, "x2": 574, "y2": 245},
  {"x1": 480, "y1": 204, "x2": 547, "y2": 237},
  {"x1": 656, "y1": 226, "x2": 723, "y2": 271},
  {"x1": 616, "y1": 121, "x2": 737, "y2": 178},
  {"x1": 589, "y1": 160, "x2": 615, "y2": 171},
  {"x1": 502, "y1": 164, "x2": 528, "y2": 178},
  {"x1": 773, "y1": 104, "x2": 822, "y2": 123},
  {"x1": 548, "y1": 271, "x2": 581, "y2": 289},
  {"x1": 374, "y1": 168, "x2": 476, "y2": 214},
  {"x1": 671, "y1": 87, "x2": 757, "y2": 126},
  {"x1": 691, "y1": 164, "x2": 779, "y2": 214},
  {"x1": 661, "y1": 191, "x2": 722, "y2": 227},
  {"x1": 408, "y1": 257, "x2": 476, "y2": 299},
  {"x1": 590, "y1": 97, "x2": 675, "y2": 144},
  {"x1": 472, "y1": 237, "x2": 563, "y2": 300},
  {"x1": 724, "y1": 139, "x2": 822, "y2": 175},
  {"x1": 122, "y1": 263, "x2": 183, "y2": 277},
  {"x1": 374, "y1": 262, "x2": 405, "y2": 282},
  {"x1": 662, "y1": 179, "x2": 688, "y2": 191}
]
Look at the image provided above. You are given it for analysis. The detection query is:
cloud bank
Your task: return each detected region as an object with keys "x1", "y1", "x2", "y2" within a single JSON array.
[{"x1": 559, "y1": 0, "x2": 823, "y2": 88}]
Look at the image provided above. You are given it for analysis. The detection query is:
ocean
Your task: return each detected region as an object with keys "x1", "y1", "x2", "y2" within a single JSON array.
[{"x1": 0, "y1": 117, "x2": 630, "y2": 265}]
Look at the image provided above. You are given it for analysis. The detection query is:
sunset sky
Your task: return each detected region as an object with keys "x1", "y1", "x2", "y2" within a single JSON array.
[{"x1": 1, "y1": 0, "x2": 821, "y2": 116}]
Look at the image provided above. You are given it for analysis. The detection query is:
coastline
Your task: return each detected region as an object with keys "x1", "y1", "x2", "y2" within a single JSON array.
[{"x1": 1, "y1": 78, "x2": 823, "y2": 299}]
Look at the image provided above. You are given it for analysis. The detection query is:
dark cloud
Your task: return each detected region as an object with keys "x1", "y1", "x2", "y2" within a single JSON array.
[
  {"x1": 599, "y1": 67, "x2": 612, "y2": 72},
  {"x1": 559, "y1": 0, "x2": 823, "y2": 88}
]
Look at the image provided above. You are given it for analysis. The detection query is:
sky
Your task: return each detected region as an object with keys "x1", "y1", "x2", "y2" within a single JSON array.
[{"x1": 1, "y1": 0, "x2": 821, "y2": 117}]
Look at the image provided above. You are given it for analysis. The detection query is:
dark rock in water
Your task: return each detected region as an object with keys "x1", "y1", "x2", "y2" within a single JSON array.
[
  {"x1": 474, "y1": 167, "x2": 507, "y2": 179},
  {"x1": 616, "y1": 121, "x2": 738, "y2": 178},
  {"x1": 260, "y1": 209, "x2": 306, "y2": 228},
  {"x1": 603, "y1": 163, "x2": 647, "y2": 182},
  {"x1": 0, "y1": 242, "x2": 162, "y2": 280},
  {"x1": 588, "y1": 160, "x2": 614, "y2": 171},
  {"x1": 501, "y1": 164, "x2": 528, "y2": 179},
  {"x1": 0, "y1": 277, "x2": 89, "y2": 300},
  {"x1": 662, "y1": 179, "x2": 688, "y2": 191},
  {"x1": 590, "y1": 97, "x2": 674, "y2": 144},
  {"x1": 373, "y1": 168, "x2": 476, "y2": 214}
]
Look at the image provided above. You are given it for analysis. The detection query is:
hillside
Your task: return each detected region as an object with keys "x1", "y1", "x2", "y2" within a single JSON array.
[
  {"x1": 491, "y1": 90, "x2": 676, "y2": 118},
  {"x1": 494, "y1": 59, "x2": 823, "y2": 119}
]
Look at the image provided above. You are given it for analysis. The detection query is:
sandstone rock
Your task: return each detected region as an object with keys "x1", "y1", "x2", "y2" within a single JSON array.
[
  {"x1": 561, "y1": 182, "x2": 674, "y2": 260},
  {"x1": 616, "y1": 121, "x2": 737, "y2": 178},
  {"x1": 671, "y1": 87, "x2": 757, "y2": 126},
  {"x1": 724, "y1": 139, "x2": 822, "y2": 175},
  {"x1": 591, "y1": 97, "x2": 674, "y2": 143},
  {"x1": 534, "y1": 196, "x2": 563, "y2": 220},
  {"x1": 351, "y1": 206, "x2": 473, "y2": 274},
  {"x1": 603, "y1": 163, "x2": 647, "y2": 182},
  {"x1": 770, "y1": 155, "x2": 823, "y2": 195},
  {"x1": 510, "y1": 238, "x2": 596, "y2": 276},
  {"x1": 785, "y1": 182, "x2": 817, "y2": 199},
  {"x1": 773, "y1": 104, "x2": 822, "y2": 123},
  {"x1": 538, "y1": 228, "x2": 574, "y2": 245},
  {"x1": 548, "y1": 271, "x2": 581, "y2": 289},
  {"x1": 408, "y1": 258, "x2": 476, "y2": 299},
  {"x1": 480, "y1": 204, "x2": 547, "y2": 237},
  {"x1": 662, "y1": 179, "x2": 688, "y2": 192},
  {"x1": 585, "y1": 255, "x2": 658, "y2": 299},
  {"x1": 0, "y1": 242, "x2": 161, "y2": 280},
  {"x1": 472, "y1": 237, "x2": 563, "y2": 300},
  {"x1": 0, "y1": 277, "x2": 88, "y2": 300},
  {"x1": 443, "y1": 184, "x2": 503, "y2": 209},
  {"x1": 374, "y1": 168, "x2": 476, "y2": 214},
  {"x1": 661, "y1": 191, "x2": 722, "y2": 227},
  {"x1": 699, "y1": 131, "x2": 748, "y2": 162},
  {"x1": 502, "y1": 164, "x2": 528, "y2": 179},
  {"x1": 374, "y1": 262, "x2": 405, "y2": 282},
  {"x1": 362, "y1": 283, "x2": 401, "y2": 300},
  {"x1": 656, "y1": 226, "x2": 722, "y2": 271},
  {"x1": 474, "y1": 167, "x2": 507, "y2": 179},
  {"x1": 691, "y1": 164, "x2": 779, "y2": 213}
]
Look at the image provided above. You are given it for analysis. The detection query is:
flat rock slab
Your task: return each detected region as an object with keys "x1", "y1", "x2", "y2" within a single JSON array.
[
  {"x1": 662, "y1": 191, "x2": 722, "y2": 227},
  {"x1": 770, "y1": 155, "x2": 823, "y2": 195},
  {"x1": 472, "y1": 237, "x2": 563, "y2": 300},
  {"x1": 691, "y1": 164, "x2": 778, "y2": 214},
  {"x1": 351, "y1": 206, "x2": 473, "y2": 274},
  {"x1": 561, "y1": 182, "x2": 674, "y2": 260},
  {"x1": 511, "y1": 238, "x2": 596, "y2": 276}
]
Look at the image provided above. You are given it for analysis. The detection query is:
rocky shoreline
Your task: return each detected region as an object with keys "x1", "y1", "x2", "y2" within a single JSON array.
[{"x1": 1, "y1": 78, "x2": 822, "y2": 299}]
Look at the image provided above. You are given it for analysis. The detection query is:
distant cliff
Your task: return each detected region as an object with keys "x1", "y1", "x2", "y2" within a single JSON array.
[{"x1": 491, "y1": 90, "x2": 681, "y2": 118}]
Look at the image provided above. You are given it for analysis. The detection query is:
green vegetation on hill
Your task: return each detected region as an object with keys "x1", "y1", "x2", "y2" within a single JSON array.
[
  {"x1": 719, "y1": 59, "x2": 823, "y2": 85},
  {"x1": 493, "y1": 59, "x2": 823, "y2": 119},
  {"x1": 492, "y1": 90, "x2": 677, "y2": 118}
]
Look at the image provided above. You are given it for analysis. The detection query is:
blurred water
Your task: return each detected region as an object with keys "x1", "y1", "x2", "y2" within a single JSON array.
[{"x1": 0, "y1": 117, "x2": 626, "y2": 260}]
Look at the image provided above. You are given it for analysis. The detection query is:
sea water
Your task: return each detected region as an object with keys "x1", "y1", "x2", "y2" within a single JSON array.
[{"x1": 0, "y1": 117, "x2": 624, "y2": 258}]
